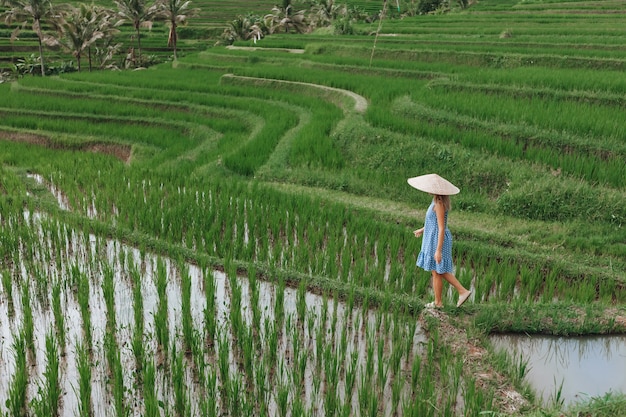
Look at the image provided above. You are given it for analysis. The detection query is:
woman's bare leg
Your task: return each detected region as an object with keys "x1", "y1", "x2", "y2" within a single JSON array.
[
  {"x1": 441, "y1": 272, "x2": 469, "y2": 295},
  {"x1": 432, "y1": 271, "x2": 444, "y2": 306}
]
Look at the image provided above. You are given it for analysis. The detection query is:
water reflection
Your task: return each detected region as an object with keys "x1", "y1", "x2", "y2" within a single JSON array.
[{"x1": 491, "y1": 334, "x2": 626, "y2": 406}]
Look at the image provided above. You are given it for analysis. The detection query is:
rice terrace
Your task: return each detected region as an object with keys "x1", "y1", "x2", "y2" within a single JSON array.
[{"x1": 1, "y1": 0, "x2": 626, "y2": 415}]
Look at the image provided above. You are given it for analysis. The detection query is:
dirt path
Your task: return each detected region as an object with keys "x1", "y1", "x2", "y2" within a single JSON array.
[
  {"x1": 221, "y1": 74, "x2": 368, "y2": 114},
  {"x1": 226, "y1": 45, "x2": 305, "y2": 54},
  {"x1": 421, "y1": 309, "x2": 530, "y2": 414}
]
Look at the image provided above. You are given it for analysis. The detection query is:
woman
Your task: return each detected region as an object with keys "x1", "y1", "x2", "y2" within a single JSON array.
[{"x1": 408, "y1": 173, "x2": 472, "y2": 308}]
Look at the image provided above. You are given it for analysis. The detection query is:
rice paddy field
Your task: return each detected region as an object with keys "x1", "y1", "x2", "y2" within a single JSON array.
[{"x1": 1, "y1": 0, "x2": 626, "y2": 415}]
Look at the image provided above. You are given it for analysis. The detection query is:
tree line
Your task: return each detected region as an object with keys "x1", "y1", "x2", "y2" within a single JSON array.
[
  {"x1": 1, "y1": 0, "x2": 198, "y2": 75},
  {"x1": 1, "y1": 0, "x2": 470, "y2": 77},
  {"x1": 220, "y1": 0, "x2": 472, "y2": 45},
  {"x1": 220, "y1": 0, "x2": 371, "y2": 44}
]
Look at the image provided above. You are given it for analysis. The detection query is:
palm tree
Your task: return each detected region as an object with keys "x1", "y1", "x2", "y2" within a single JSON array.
[
  {"x1": 158, "y1": 0, "x2": 198, "y2": 60},
  {"x1": 88, "y1": 8, "x2": 121, "y2": 71},
  {"x1": 264, "y1": 0, "x2": 308, "y2": 34},
  {"x1": 113, "y1": 0, "x2": 160, "y2": 66},
  {"x1": 309, "y1": 0, "x2": 344, "y2": 28},
  {"x1": 222, "y1": 13, "x2": 265, "y2": 44},
  {"x1": 53, "y1": 4, "x2": 119, "y2": 72},
  {"x1": 2, "y1": 0, "x2": 59, "y2": 76},
  {"x1": 92, "y1": 36, "x2": 123, "y2": 70}
]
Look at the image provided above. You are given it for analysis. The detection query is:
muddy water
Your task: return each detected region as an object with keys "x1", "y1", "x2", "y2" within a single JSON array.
[
  {"x1": 491, "y1": 334, "x2": 626, "y2": 406},
  {"x1": 0, "y1": 215, "x2": 427, "y2": 416}
]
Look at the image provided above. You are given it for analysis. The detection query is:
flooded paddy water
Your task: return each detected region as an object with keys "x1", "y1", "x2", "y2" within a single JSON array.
[
  {"x1": 491, "y1": 333, "x2": 626, "y2": 406},
  {"x1": 0, "y1": 211, "x2": 435, "y2": 416}
]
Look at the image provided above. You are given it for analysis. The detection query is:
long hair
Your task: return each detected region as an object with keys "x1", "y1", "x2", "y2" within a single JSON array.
[{"x1": 435, "y1": 194, "x2": 451, "y2": 212}]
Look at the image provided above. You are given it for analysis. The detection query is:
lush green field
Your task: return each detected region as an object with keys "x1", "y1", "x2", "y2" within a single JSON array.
[{"x1": 1, "y1": 0, "x2": 626, "y2": 416}]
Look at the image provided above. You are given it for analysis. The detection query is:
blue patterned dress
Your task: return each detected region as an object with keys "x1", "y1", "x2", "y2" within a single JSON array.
[{"x1": 417, "y1": 201, "x2": 454, "y2": 274}]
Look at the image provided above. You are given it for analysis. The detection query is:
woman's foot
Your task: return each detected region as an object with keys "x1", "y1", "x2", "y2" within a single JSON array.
[
  {"x1": 456, "y1": 290, "x2": 472, "y2": 308},
  {"x1": 425, "y1": 301, "x2": 443, "y2": 309}
]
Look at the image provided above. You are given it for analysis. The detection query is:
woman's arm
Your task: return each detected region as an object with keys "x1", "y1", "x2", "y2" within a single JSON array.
[
  {"x1": 434, "y1": 198, "x2": 446, "y2": 263},
  {"x1": 413, "y1": 227, "x2": 424, "y2": 238}
]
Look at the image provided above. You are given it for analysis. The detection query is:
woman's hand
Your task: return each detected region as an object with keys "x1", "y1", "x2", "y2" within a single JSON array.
[
  {"x1": 434, "y1": 249, "x2": 442, "y2": 264},
  {"x1": 413, "y1": 228, "x2": 424, "y2": 238}
]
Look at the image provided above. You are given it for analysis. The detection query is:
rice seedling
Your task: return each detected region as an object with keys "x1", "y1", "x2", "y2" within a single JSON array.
[
  {"x1": 330, "y1": 294, "x2": 340, "y2": 346},
  {"x1": 358, "y1": 376, "x2": 378, "y2": 417},
  {"x1": 50, "y1": 279, "x2": 65, "y2": 353},
  {"x1": 390, "y1": 338, "x2": 404, "y2": 378},
  {"x1": 254, "y1": 358, "x2": 269, "y2": 415},
  {"x1": 227, "y1": 262, "x2": 244, "y2": 344},
  {"x1": 155, "y1": 257, "x2": 170, "y2": 359},
  {"x1": 31, "y1": 331, "x2": 61, "y2": 417},
  {"x1": 79, "y1": 254, "x2": 126, "y2": 417},
  {"x1": 189, "y1": 326, "x2": 208, "y2": 383},
  {"x1": 323, "y1": 358, "x2": 339, "y2": 416},
  {"x1": 104, "y1": 319, "x2": 128, "y2": 417},
  {"x1": 1, "y1": 269, "x2": 14, "y2": 315},
  {"x1": 363, "y1": 332, "x2": 375, "y2": 387},
  {"x1": 129, "y1": 260, "x2": 145, "y2": 375},
  {"x1": 296, "y1": 277, "x2": 307, "y2": 325},
  {"x1": 142, "y1": 354, "x2": 161, "y2": 417},
  {"x1": 102, "y1": 265, "x2": 116, "y2": 334},
  {"x1": 274, "y1": 275, "x2": 285, "y2": 330},
  {"x1": 204, "y1": 265, "x2": 217, "y2": 351},
  {"x1": 277, "y1": 380, "x2": 290, "y2": 417},
  {"x1": 337, "y1": 318, "x2": 349, "y2": 370},
  {"x1": 200, "y1": 369, "x2": 218, "y2": 417},
  {"x1": 32, "y1": 267, "x2": 52, "y2": 309},
  {"x1": 294, "y1": 345, "x2": 308, "y2": 399},
  {"x1": 228, "y1": 373, "x2": 244, "y2": 417},
  {"x1": 265, "y1": 318, "x2": 279, "y2": 373},
  {"x1": 377, "y1": 336, "x2": 389, "y2": 394},
  {"x1": 391, "y1": 372, "x2": 404, "y2": 414},
  {"x1": 410, "y1": 354, "x2": 422, "y2": 393},
  {"x1": 75, "y1": 340, "x2": 92, "y2": 417},
  {"x1": 73, "y1": 266, "x2": 92, "y2": 351},
  {"x1": 247, "y1": 263, "x2": 262, "y2": 342},
  {"x1": 44, "y1": 332, "x2": 61, "y2": 416},
  {"x1": 292, "y1": 397, "x2": 306, "y2": 417},
  {"x1": 20, "y1": 283, "x2": 35, "y2": 356},
  {"x1": 172, "y1": 343, "x2": 192, "y2": 417},
  {"x1": 6, "y1": 331, "x2": 28, "y2": 417},
  {"x1": 344, "y1": 350, "x2": 358, "y2": 403},
  {"x1": 217, "y1": 330, "x2": 231, "y2": 411},
  {"x1": 179, "y1": 260, "x2": 194, "y2": 356}
]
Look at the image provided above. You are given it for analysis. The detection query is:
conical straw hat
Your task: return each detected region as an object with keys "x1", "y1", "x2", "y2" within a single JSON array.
[{"x1": 407, "y1": 173, "x2": 460, "y2": 195}]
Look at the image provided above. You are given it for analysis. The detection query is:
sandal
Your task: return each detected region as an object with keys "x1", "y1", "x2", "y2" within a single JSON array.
[
  {"x1": 425, "y1": 301, "x2": 443, "y2": 309},
  {"x1": 456, "y1": 290, "x2": 472, "y2": 308}
]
